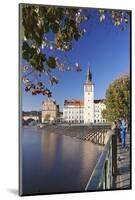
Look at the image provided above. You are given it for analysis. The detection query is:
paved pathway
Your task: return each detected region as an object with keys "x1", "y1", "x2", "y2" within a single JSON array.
[{"x1": 115, "y1": 132, "x2": 131, "y2": 189}]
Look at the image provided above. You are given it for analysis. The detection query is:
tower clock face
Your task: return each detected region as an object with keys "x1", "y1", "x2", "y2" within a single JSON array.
[{"x1": 85, "y1": 85, "x2": 92, "y2": 92}]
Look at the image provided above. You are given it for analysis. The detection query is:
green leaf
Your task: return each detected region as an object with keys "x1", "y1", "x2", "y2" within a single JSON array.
[
  {"x1": 51, "y1": 23, "x2": 59, "y2": 33},
  {"x1": 47, "y1": 57, "x2": 56, "y2": 68}
]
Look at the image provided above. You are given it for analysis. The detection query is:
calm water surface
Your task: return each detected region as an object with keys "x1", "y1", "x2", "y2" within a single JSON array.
[{"x1": 22, "y1": 126, "x2": 103, "y2": 195}]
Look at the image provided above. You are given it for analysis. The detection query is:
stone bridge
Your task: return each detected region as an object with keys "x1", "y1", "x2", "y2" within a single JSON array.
[{"x1": 23, "y1": 115, "x2": 39, "y2": 121}]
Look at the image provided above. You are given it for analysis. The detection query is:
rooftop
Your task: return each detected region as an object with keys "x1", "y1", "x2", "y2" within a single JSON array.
[
  {"x1": 64, "y1": 99, "x2": 105, "y2": 106},
  {"x1": 94, "y1": 99, "x2": 105, "y2": 104},
  {"x1": 64, "y1": 100, "x2": 84, "y2": 107}
]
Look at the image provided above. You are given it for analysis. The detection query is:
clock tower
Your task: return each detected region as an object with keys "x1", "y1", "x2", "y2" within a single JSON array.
[{"x1": 84, "y1": 65, "x2": 94, "y2": 124}]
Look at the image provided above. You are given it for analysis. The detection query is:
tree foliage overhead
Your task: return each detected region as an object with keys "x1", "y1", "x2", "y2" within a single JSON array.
[
  {"x1": 21, "y1": 4, "x2": 130, "y2": 96},
  {"x1": 102, "y1": 74, "x2": 130, "y2": 122}
]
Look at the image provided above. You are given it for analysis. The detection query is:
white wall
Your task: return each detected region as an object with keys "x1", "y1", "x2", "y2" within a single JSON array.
[
  {"x1": 84, "y1": 84, "x2": 94, "y2": 123},
  {"x1": 63, "y1": 106, "x2": 84, "y2": 122},
  {"x1": 94, "y1": 102, "x2": 106, "y2": 123}
]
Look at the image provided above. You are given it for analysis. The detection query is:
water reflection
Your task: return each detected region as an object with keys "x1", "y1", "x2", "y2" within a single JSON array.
[
  {"x1": 22, "y1": 127, "x2": 103, "y2": 195},
  {"x1": 40, "y1": 131, "x2": 58, "y2": 171}
]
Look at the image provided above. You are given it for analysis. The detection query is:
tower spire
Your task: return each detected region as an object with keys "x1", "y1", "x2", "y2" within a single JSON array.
[{"x1": 85, "y1": 64, "x2": 92, "y2": 84}]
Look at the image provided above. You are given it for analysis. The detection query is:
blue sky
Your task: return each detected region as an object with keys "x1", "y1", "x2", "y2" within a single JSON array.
[{"x1": 22, "y1": 8, "x2": 130, "y2": 111}]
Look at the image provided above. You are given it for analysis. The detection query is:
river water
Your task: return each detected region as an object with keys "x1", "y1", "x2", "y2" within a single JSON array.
[{"x1": 21, "y1": 126, "x2": 103, "y2": 195}]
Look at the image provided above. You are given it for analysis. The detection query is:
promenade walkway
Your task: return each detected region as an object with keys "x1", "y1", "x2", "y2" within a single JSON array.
[{"x1": 115, "y1": 132, "x2": 131, "y2": 189}]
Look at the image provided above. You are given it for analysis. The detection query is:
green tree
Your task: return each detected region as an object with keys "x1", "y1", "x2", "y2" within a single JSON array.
[
  {"x1": 21, "y1": 4, "x2": 130, "y2": 96},
  {"x1": 102, "y1": 74, "x2": 130, "y2": 122}
]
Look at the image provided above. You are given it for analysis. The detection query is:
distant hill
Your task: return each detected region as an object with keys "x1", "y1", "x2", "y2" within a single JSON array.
[{"x1": 22, "y1": 111, "x2": 41, "y2": 116}]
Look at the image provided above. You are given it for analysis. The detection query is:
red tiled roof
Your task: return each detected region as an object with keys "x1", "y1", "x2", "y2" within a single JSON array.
[
  {"x1": 64, "y1": 99, "x2": 105, "y2": 106},
  {"x1": 64, "y1": 100, "x2": 84, "y2": 106}
]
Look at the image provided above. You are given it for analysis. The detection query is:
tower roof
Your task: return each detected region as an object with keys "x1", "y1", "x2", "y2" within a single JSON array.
[{"x1": 85, "y1": 64, "x2": 92, "y2": 84}]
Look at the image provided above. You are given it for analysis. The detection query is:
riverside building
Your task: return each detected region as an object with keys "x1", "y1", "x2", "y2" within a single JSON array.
[
  {"x1": 41, "y1": 98, "x2": 59, "y2": 123},
  {"x1": 63, "y1": 66, "x2": 106, "y2": 124}
]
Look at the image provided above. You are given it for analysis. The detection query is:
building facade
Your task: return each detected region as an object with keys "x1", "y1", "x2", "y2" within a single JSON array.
[
  {"x1": 63, "y1": 66, "x2": 106, "y2": 124},
  {"x1": 63, "y1": 100, "x2": 84, "y2": 123},
  {"x1": 94, "y1": 100, "x2": 106, "y2": 123},
  {"x1": 41, "y1": 98, "x2": 59, "y2": 123}
]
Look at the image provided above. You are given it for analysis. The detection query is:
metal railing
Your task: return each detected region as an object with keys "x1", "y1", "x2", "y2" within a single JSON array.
[{"x1": 85, "y1": 130, "x2": 117, "y2": 191}]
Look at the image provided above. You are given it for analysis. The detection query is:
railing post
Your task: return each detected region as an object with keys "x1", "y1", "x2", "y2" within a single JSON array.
[
  {"x1": 112, "y1": 128, "x2": 117, "y2": 187},
  {"x1": 109, "y1": 138, "x2": 113, "y2": 188},
  {"x1": 105, "y1": 139, "x2": 113, "y2": 189},
  {"x1": 85, "y1": 128, "x2": 114, "y2": 191}
]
